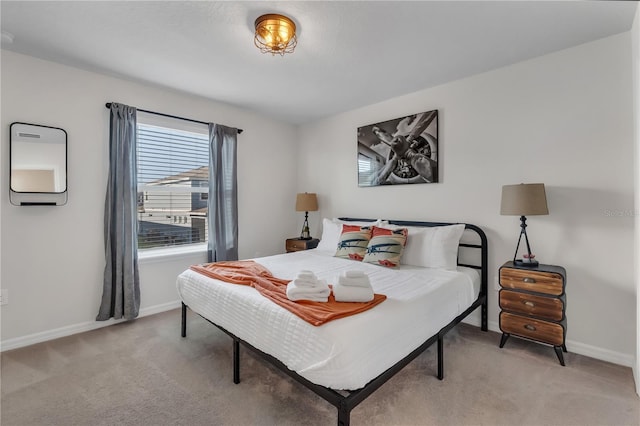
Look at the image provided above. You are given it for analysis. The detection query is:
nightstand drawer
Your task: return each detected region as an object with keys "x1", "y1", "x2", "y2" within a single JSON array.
[
  {"x1": 285, "y1": 238, "x2": 319, "y2": 253},
  {"x1": 500, "y1": 312, "x2": 564, "y2": 346},
  {"x1": 499, "y1": 290, "x2": 563, "y2": 321},
  {"x1": 500, "y1": 268, "x2": 563, "y2": 296},
  {"x1": 286, "y1": 240, "x2": 307, "y2": 251}
]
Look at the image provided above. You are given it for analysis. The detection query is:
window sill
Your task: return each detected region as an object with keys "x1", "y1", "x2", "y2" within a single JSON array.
[{"x1": 138, "y1": 243, "x2": 208, "y2": 264}]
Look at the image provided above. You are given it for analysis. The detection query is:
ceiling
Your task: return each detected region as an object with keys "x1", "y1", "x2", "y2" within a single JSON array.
[{"x1": 1, "y1": 1, "x2": 637, "y2": 125}]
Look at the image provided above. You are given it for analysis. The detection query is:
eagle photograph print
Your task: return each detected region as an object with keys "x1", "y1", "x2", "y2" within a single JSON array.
[{"x1": 357, "y1": 110, "x2": 438, "y2": 186}]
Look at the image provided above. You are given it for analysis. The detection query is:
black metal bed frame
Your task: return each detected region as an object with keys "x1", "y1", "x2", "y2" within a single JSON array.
[{"x1": 181, "y1": 219, "x2": 488, "y2": 426}]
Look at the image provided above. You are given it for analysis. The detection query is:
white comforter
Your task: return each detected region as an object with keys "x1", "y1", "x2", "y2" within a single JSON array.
[{"x1": 176, "y1": 249, "x2": 480, "y2": 390}]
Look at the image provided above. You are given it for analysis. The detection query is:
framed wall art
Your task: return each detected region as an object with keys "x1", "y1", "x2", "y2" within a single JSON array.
[{"x1": 357, "y1": 110, "x2": 438, "y2": 186}]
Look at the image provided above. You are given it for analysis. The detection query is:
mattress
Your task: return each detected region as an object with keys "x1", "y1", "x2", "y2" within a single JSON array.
[{"x1": 176, "y1": 249, "x2": 480, "y2": 390}]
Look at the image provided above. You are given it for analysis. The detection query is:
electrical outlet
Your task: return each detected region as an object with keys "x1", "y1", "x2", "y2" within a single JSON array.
[{"x1": 0, "y1": 289, "x2": 8, "y2": 305}]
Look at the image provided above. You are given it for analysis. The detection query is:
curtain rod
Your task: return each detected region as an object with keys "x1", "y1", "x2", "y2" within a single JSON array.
[{"x1": 104, "y1": 103, "x2": 243, "y2": 134}]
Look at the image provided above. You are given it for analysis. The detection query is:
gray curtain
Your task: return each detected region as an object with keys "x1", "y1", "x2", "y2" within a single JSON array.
[
  {"x1": 207, "y1": 123, "x2": 238, "y2": 262},
  {"x1": 97, "y1": 103, "x2": 140, "y2": 321}
]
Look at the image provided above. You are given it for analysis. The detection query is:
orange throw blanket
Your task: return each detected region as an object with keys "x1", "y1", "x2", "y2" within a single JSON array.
[{"x1": 190, "y1": 260, "x2": 386, "y2": 326}]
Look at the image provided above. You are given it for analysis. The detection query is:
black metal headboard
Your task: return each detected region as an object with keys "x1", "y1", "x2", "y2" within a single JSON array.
[{"x1": 337, "y1": 217, "x2": 488, "y2": 302}]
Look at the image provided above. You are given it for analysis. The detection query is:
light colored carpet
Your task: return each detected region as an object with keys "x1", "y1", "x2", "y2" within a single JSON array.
[{"x1": 1, "y1": 309, "x2": 638, "y2": 425}]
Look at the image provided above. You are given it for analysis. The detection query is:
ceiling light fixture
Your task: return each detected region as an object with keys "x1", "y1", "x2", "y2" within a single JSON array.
[{"x1": 254, "y1": 14, "x2": 297, "y2": 56}]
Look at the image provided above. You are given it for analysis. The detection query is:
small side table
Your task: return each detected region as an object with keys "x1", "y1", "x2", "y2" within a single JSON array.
[
  {"x1": 285, "y1": 238, "x2": 319, "y2": 253},
  {"x1": 498, "y1": 261, "x2": 567, "y2": 365}
]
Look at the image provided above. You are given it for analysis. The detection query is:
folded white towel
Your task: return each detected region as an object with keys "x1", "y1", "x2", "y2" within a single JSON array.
[
  {"x1": 337, "y1": 274, "x2": 371, "y2": 288},
  {"x1": 287, "y1": 280, "x2": 329, "y2": 294},
  {"x1": 288, "y1": 293, "x2": 329, "y2": 302},
  {"x1": 333, "y1": 282, "x2": 374, "y2": 303},
  {"x1": 293, "y1": 278, "x2": 319, "y2": 288},
  {"x1": 292, "y1": 270, "x2": 319, "y2": 287},
  {"x1": 286, "y1": 280, "x2": 330, "y2": 302},
  {"x1": 345, "y1": 270, "x2": 366, "y2": 278},
  {"x1": 297, "y1": 270, "x2": 317, "y2": 281}
]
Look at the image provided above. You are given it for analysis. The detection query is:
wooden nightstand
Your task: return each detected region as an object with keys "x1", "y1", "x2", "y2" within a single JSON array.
[
  {"x1": 498, "y1": 261, "x2": 567, "y2": 365},
  {"x1": 285, "y1": 238, "x2": 319, "y2": 253}
]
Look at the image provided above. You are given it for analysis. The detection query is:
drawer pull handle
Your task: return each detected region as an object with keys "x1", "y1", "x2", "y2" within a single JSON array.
[
  {"x1": 523, "y1": 277, "x2": 536, "y2": 284},
  {"x1": 524, "y1": 324, "x2": 537, "y2": 331},
  {"x1": 522, "y1": 301, "x2": 535, "y2": 308}
]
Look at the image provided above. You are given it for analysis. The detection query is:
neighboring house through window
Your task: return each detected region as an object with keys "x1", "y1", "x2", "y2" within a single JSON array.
[{"x1": 136, "y1": 113, "x2": 209, "y2": 250}]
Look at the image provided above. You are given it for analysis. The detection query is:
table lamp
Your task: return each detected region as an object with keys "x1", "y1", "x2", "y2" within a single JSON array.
[
  {"x1": 500, "y1": 183, "x2": 548, "y2": 267},
  {"x1": 295, "y1": 192, "x2": 318, "y2": 240}
]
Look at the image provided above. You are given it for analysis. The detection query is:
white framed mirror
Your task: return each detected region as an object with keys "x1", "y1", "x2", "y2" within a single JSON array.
[{"x1": 10, "y1": 122, "x2": 68, "y2": 206}]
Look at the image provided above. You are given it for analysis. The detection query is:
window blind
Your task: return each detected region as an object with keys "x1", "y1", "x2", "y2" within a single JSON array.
[{"x1": 136, "y1": 118, "x2": 210, "y2": 250}]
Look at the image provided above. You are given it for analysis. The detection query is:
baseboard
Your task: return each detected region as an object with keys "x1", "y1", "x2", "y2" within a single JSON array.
[
  {"x1": 0, "y1": 300, "x2": 181, "y2": 352},
  {"x1": 461, "y1": 313, "x2": 499, "y2": 331},
  {"x1": 566, "y1": 339, "x2": 635, "y2": 367},
  {"x1": 462, "y1": 316, "x2": 634, "y2": 367}
]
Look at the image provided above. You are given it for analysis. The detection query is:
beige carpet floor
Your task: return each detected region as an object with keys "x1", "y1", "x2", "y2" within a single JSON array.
[{"x1": 1, "y1": 308, "x2": 638, "y2": 426}]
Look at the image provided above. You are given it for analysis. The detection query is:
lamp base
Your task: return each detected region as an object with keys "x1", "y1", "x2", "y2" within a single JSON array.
[
  {"x1": 299, "y1": 211, "x2": 312, "y2": 240},
  {"x1": 514, "y1": 259, "x2": 539, "y2": 268}
]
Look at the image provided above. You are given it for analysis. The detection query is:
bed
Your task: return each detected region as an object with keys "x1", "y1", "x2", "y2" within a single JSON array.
[{"x1": 177, "y1": 218, "x2": 488, "y2": 425}]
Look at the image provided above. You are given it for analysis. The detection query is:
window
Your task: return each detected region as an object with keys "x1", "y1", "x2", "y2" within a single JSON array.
[{"x1": 136, "y1": 113, "x2": 209, "y2": 250}]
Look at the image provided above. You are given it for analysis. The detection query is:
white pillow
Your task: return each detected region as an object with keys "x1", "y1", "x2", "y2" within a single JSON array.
[
  {"x1": 392, "y1": 224, "x2": 465, "y2": 270},
  {"x1": 316, "y1": 218, "x2": 379, "y2": 252}
]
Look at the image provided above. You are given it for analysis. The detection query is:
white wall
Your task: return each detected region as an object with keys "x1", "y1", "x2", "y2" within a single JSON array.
[
  {"x1": 632, "y1": 5, "x2": 640, "y2": 393},
  {"x1": 298, "y1": 33, "x2": 636, "y2": 365},
  {"x1": 0, "y1": 50, "x2": 299, "y2": 347}
]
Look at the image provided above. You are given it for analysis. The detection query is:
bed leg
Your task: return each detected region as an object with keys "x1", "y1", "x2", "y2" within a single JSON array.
[
  {"x1": 437, "y1": 336, "x2": 444, "y2": 381},
  {"x1": 181, "y1": 302, "x2": 187, "y2": 338},
  {"x1": 481, "y1": 299, "x2": 488, "y2": 332},
  {"x1": 337, "y1": 402, "x2": 350, "y2": 426},
  {"x1": 233, "y1": 339, "x2": 240, "y2": 384}
]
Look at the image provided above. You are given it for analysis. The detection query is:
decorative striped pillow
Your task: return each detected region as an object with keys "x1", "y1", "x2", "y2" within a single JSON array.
[
  {"x1": 334, "y1": 225, "x2": 373, "y2": 261},
  {"x1": 362, "y1": 226, "x2": 408, "y2": 268}
]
